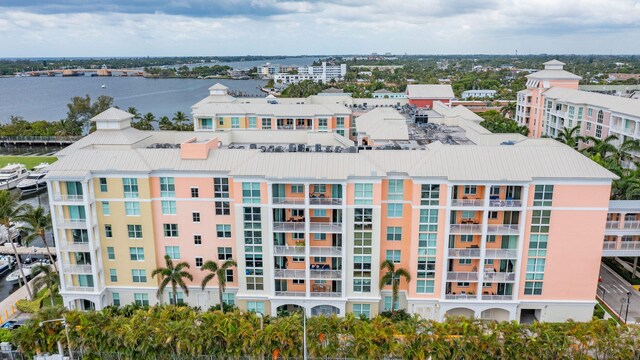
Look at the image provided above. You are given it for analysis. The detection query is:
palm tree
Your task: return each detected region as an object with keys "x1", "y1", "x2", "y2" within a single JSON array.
[
  {"x1": 133, "y1": 112, "x2": 156, "y2": 131},
  {"x1": 582, "y1": 135, "x2": 619, "y2": 159},
  {"x1": 201, "y1": 259, "x2": 237, "y2": 312},
  {"x1": 126, "y1": 107, "x2": 142, "y2": 122},
  {"x1": 0, "y1": 190, "x2": 33, "y2": 300},
  {"x1": 615, "y1": 139, "x2": 640, "y2": 166},
  {"x1": 158, "y1": 115, "x2": 174, "y2": 130},
  {"x1": 500, "y1": 102, "x2": 517, "y2": 119},
  {"x1": 31, "y1": 264, "x2": 59, "y2": 306},
  {"x1": 379, "y1": 260, "x2": 410, "y2": 313},
  {"x1": 172, "y1": 111, "x2": 189, "y2": 131},
  {"x1": 152, "y1": 255, "x2": 193, "y2": 305},
  {"x1": 555, "y1": 125, "x2": 584, "y2": 149},
  {"x1": 19, "y1": 205, "x2": 57, "y2": 272}
]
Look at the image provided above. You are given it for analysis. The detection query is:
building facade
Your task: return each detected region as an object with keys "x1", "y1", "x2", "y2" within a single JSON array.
[
  {"x1": 47, "y1": 104, "x2": 614, "y2": 323},
  {"x1": 274, "y1": 62, "x2": 347, "y2": 84},
  {"x1": 406, "y1": 84, "x2": 455, "y2": 108},
  {"x1": 461, "y1": 90, "x2": 497, "y2": 100}
]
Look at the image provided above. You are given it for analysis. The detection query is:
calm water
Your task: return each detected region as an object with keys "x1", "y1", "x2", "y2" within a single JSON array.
[{"x1": 0, "y1": 57, "x2": 319, "y2": 123}]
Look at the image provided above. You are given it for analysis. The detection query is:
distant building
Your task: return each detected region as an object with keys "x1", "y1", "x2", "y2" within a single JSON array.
[
  {"x1": 607, "y1": 73, "x2": 640, "y2": 82},
  {"x1": 372, "y1": 89, "x2": 406, "y2": 99},
  {"x1": 406, "y1": 84, "x2": 455, "y2": 108},
  {"x1": 258, "y1": 63, "x2": 281, "y2": 77},
  {"x1": 275, "y1": 62, "x2": 347, "y2": 85},
  {"x1": 319, "y1": 87, "x2": 352, "y2": 97},
  {"x1": 461, "y1": 90, "x2": 497, "y2": 100}
]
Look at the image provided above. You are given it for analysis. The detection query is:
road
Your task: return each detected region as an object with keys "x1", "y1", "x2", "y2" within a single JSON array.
[{"x1": 598, "y1": 263, "x2": 640, "y2": 323}]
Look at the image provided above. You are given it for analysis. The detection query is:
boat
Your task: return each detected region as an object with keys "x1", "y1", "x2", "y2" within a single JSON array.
[
  {"x1": 0, "y1": 164, "x2": 28, "y2": 190},
  {"x1": 5, "y1": 259, "x2": 50, "y2": 285},
  {"x1": 16, "y1": 163, "x2": 49, "y2": 194},
  {"x1": 0, "y1": 222, "x2": 21, "y2": 244},
  {"x1": 0, "y1": 255, "x2": 16, "y2": 274},
  {"x1": 101, "y1": 84, "x2": 106, "y2": 88}
]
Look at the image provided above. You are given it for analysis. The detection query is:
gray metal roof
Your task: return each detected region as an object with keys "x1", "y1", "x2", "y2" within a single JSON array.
[
  {"x1": 406, "y1": 84, "x2": 455, "y2": 99},
  {"x1": 543, "y1": 87, "x2": 640, "y2": 118}
]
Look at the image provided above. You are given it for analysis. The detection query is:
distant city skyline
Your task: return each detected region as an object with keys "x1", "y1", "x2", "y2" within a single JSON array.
[{"x1": 1, "y1": 0, "x2": 640, "y2": 57}]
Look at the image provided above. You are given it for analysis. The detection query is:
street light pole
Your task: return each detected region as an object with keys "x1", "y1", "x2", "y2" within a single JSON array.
[
  {"x1": 39, "y1": 316, "x2": 73, "y2": 360},
  {"x1": 625, "y1": 291, "x2": 632, "y2": 324},
  {"x1": 303, "y1": 311, "x2": 307, "y2": 360}
]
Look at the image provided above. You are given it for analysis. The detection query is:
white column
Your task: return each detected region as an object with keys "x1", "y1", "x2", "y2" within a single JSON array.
[
  {"x1": 477, "y1": 185, "x2": 490, "y2": 301},
  {"x1": 341, "y1": 183, "x2": 347, "y2": 298},
  {"x1": 512, "y1": 185, "x2": 529, "y2": 299},
  {"x1": 47, "y1": 181, "x2": 66, "y2": 292},
  {"x1": 440, "y1": 184, "x2": 453, "y2": 300},
  {"x1": 304, "y1": 183, "x2": 310, "y2": 297},
  {"x1": 266, "y1": 182, "x2": 275, "y2": 298}
]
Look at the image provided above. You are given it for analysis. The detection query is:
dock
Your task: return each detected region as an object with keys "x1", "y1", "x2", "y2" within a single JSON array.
[
  {"x1": 0, "y1": 246, "x2": 56, "y2": 256},
  {"x1": 0, "y1": 136, "x2": 81, "y2": 147}
]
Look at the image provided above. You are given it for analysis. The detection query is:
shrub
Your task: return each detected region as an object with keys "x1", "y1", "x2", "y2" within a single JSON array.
[
  {"x1": 593, "y1": 304, "x2": 605, "y2": 319},
  {"x1": 0, "y1": 328, "x2": 11, "y2": 342},
  {"x1": 15, "y1": 299, "x2": 40, "y2": 314}
]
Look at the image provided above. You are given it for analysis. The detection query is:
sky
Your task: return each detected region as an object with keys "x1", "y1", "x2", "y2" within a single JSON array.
[{"x1": 1, "y1": 0, "x2": 640, "y2": 57}]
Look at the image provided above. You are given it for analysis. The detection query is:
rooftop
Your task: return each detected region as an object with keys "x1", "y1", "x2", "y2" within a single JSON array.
[
  {"x1": 543, "y1": 87, "x2": 640, "y2": 118},
  {"x1": 406, "y1": 84, "x2": 455, "y2": 99}
]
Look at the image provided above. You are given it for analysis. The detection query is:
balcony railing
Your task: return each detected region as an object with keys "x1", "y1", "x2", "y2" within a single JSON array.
[
  {"x1": 274, "y1": 291, "x2": 306, "y2": 297},
  {"x1": 620, "y1": 241, "x2": 640, "y2": 250},
  {"x1": 449, "y1": 224, "x2": 482, "y2": 234},
  {"x1": 310, "y1": 292, "x2": 342, "y2": 298},
  {"x1": 309, "y1": 222, "x2": 342, "y2": 233},
  {"x1": 274, "y1": 269, "x2": 306, "y2": 278},
  {"x1": 310, "y1": 269, "x2": 342, "y2": 279},
  {"x1": 623, "y1": 221, "x2": 640, "y2": 229},
  {"x1": 59, "y1": 242, "x2": 91, "y2": 252},
  {"x1": 451, "y1": 199, "x2": 484, "y2": 207},
  {"x1": 64, "y1": 286, "x2": 96, "y2": 292},
  {"x1": 273, "y1": 245, "x2": 306, "y2": 256},
  {"x1": 272, "y1": 197, "x2": 305, "y2": 205},
  {"x1": 52, "y1": 193, "x2": 84, "y2": 202},
  {"x1": 483, "y1": 272, "x2": 516, "y2": 282},
  {"x1": 486, "y1": 224, "x2": 519, "y2": 235},
  {"x1": 62, "y1": 264, "x2": 93, "y2": 274},
  {"x1": 602, "y1": 241, "x2": 617, "y2": 250},
  {"x1": 481, "y1": 294, "x2": 514, "y2": 301},
  {"x1": 484, "y1": 249, "x2": 518, "y2": 259},
  {"x1": 57, "y1": 218, "x2": 87, "y2": 229},
  {"x1": 310, "y1": 246, "x2": 342, "y2": 256},
  {"x1": 309, "y1": 197, "x2": 343, "y2": 206},
  {"x1": 448, "y1": 248, "x2": 481, "y2": 258},
  {"x1": 273, "y1": 222, "x2": 306, "y2": 232},
  {"x1": 489, "y1": 199, "x2": 522, "y2": 208},
  {"x1": 446, "y1": 272, "x2": 479, "y2": 281},
  {"x1": 606, "y1": 221, "x2": 620, "y2": 229},
  {"x1": 445, "y1": 294, "x2": 476, "y2": 300}
]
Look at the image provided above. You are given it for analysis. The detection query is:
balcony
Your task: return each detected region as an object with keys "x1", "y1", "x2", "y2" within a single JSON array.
[
  {"x1": 451, "y1": 199, "x2": 484, "y2": 207},
  {"x1": 624, "y1": 221, "x2": 640, "y2": 229},
  {"x1": 445, "y1": 294, "x2": 476, "y2": 300},
  {"x1": 487, "y1": 224, "x2": 519, "y2": 235},
  {"x1": 62, "y1": 264, "x2": 93, "y2": 274},
  {"x1": 483, "y1": 272, "x2": 516, "y2": 282},
  {"x1": 310, "y1": 246, "x2": 342, "y2": 256},
  {"x1": 448, "y1": 248, "x2": 481, "y2": 258},
  {"x1": 310, "y1": 292, "x2": 342, "y2": 298},
  {"x1": 52, "y1": 193, "x2": 84, "y2": 202},
  {"x1": 309, "y1": 197, "x2": 342, "y2": 206},
  {"x1": 606, "y1": 221, "x2": 620, "y2": 229},
  {"x1": 64, "y1": 286, "x2": 96, "y2": 292},
  {"x1": 59, "y1": 242, "x2": 91, "y2": 252},
  {"x1": 273, "y1": 222, "x2": 306, "y2": 232},
  {"x1": 449, "y1": 224, "x2": 482, "y2": 234},
  {"x1": 620, "y1": 241, "x2": 640, "y2": 250},
  {"x1": 484, "y1": 249, "x2": 518, "y2": 259},
  {"x1": 310, "y1": 269, "x2": 342, "y2": 279},
  {"x1": 273, "y1": 245, "x2": 305, "y2": 256},
  {"x1": 57, "y1": 218, "x2": 87, "y2": 229},
  {"x1": 274, "y1": 269, "x2": 306, "y2": 279},
  {"x1": 309, "y1": 222, "x2": 342, "y2": 233},
  {"x1": 488, "y1": 199, "x2": 522, "y2": 208},
  {"x1": 447, "y1": 272, "x2": 479, "y2": 281},
  {"x1": 274, "y1": 291, "x2": 306, "y2": 297},
  {"x1": 272, "y1": 197, "x2": 305, "y2": 205},
  {"x1": 481, "y1": 294, "x2": 513, "y2": 301}
]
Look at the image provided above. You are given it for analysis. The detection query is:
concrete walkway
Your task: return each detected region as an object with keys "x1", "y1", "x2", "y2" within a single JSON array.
[{"x1": 0, "y1": 276, "x2": 41, "y2": 324}]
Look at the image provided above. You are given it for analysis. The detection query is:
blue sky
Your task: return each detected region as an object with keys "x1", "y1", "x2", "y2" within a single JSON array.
[{"x1": 1, "y1": 0, "x2": 639, "y2": 57}]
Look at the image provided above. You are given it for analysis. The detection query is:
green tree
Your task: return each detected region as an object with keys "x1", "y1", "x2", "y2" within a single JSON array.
[
  {"x1": 31, "y1": 264, "x2": 60, "y2": 306},
  {"x1": 379, "y1": 259, "x2": 411, "y2": 313},
  {"x1": 151, "y1": 255, "x2": 193, "y2": 305},
  {"x1": 158, "y1": 115, "x2": 174, "y2": 130},
  {"x1": 555, "y1": 125, "x2": 584, "y2": 149},
  {"x1": 133, "y1": 112, "x2": 156, "y2": 131},
  {"x1": 19, "y1": 205, "x2": 57, "y2": 272},
  {"x1": 171, "y1": 111, "x2": 190, "y2": 131},
  {"x1": 479, "y1": 110, "x2": 529, "y2": 136},
  {"x1": 582, "y1": 134, "x2": 619, "y2": 159},
  {"x1": 0, "y1": 190, "x2": 32, "y2": 300},
  {"x1": 500, "y1": 101, "x2": 517, "y2": 119},
  {"x1": 200, "y1": 259, "x2": 237, "y2": 313}
]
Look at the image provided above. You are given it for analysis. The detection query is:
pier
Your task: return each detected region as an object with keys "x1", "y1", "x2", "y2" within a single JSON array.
[{"x1": 0, "y1": 246, "x2": 55, "y2": 256}]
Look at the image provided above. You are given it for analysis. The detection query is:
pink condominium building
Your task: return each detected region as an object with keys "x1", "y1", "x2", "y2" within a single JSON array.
[{"x1": 47, "y1": 99, "x2": 614, "y2": 323}]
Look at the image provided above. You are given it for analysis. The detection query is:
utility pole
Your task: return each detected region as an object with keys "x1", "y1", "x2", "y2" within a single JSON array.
[{"x1": 625, "y1": 291, "x2": 631, "y2": 323}]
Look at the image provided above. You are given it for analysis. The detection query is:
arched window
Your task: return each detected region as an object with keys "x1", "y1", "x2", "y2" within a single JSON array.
[{"x1": 597, "y1": 110, "x2": 604, "y2": 124}]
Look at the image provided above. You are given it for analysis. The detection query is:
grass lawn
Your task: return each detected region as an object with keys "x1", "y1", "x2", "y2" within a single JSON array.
[{"x1": 0, "y1": 156, "x2": 57, "y2": 169}]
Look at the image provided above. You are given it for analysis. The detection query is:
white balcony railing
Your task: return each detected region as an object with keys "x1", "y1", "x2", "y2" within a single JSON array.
[
  {"x1": 62, "y1": 264, "x2": 93, "y2": 274},
  {"x1": 309, "y1": 198, "x2": 343, "y2": 206},
  {"x1": 602, "y1": 241, "x2": 617, "y2": 250},
  {"x1": 489, "y1": 199, "x2": 523, "y2": 208},
  {"x1": 447, "y1": 272, "x2": 479, "y2": 281},
  {"x1": 623, "y1": 221, "x2": 640, "y2": 229},
  {"x1": 483, "y1": 272, "x2": 516, "y2": 282},
  {"x1": 449, "y1": 224, "x2": 482, "y2": 234},
  {"x1": 310, "y1": 292, "x2": 342, "y2": 298},
  {"x1": 606, "y1": 221, "x2": 620, "y2": 229},
  {"x1": 272, "y1": 197, "x2": 305, "y2": 205},
  {"x1": 484, "y1": 249, "x2": 518, "y2": 259},
  {"x1": 273, "y1": 245, "x2": 306, "y2": 256},
  {"x1": 451, "y1": 199, "x2": 484, "y2": 207},
  {"x1": 309, "y1": 222, "x2": 342, "y2": 233},
  {"x1": 481, "y1": 294, "x2": 514, "y2": 301},
  {"x1": 274, "y1": 291, "x2": 306, "y2": 297},
  {"x1": 57, "y1": 218, "x2": 87, "y2": 229},
  {"x1": 52, "y1": 193, "x2": 84, "y2": 202},
  {"x1": 620, "y1": 241, "x2": 640, "y2": 250},
  {"x1": 448, "y1": 248, "x2": 481, "y2": 258},
  {"x1": 274, "y1": 269, "x2": 306, "y2": 278},
  {"x1": 445, "y1": 294, "x2": 476, "y2": 300},
  {"x1": 486, "y1": 224, "x2": 519, "y2": 235},
  {"x1": 64, "y1": 286, "x2": 96, "y2": 292},
  {"x1": 59, "y1": 242, "x2": 91, "y2": 252},
  {"x1": 310, "y1": 269, "x2": 342, "y2": 279},
  {"x1": 273, "y1": 222, "x2": 306, "y2": 232},
  {"x1": 310, "y1": 247, "x2": 342, "y2": 256}
]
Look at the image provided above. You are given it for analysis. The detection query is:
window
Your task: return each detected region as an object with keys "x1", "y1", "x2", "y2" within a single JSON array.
[
  {"x1": 457, "y1": 282, "x2": 470, "y2": 287},
  {"x1": 123, "y1": 178, "x2": 139, "y2": 198},
  {"x1": 68, "y1": 206, "x2": 86, "y2": 220},
  {"x1": 214, "y1": 178, "x2": 230, "y2": 198},
  {"x1": 218, "y1": 247, "x2": 233, "y2": 260},
  {"x1": 246, "y1": 277, "x2": 264, "y2": 291},
  {"x1": 109, "y1": 269, "x2": 117, "y2": 282},
  {"x1": 464, "y1": 185, "x2": 477, "y2": 195},
  {"x1": 219, "y1": 118, "x2": 224, "y2": 126},
  {"x1": 242, "y1": 182, "x2": 261, "y2": 203},
  {"x1": 125, "y1": 202, "x2": 141, "y2": 216},
  {"x1": 524, "y1": 281, "x2": 543, "y2": 295},
  {"x1": 261, "y1": 118, "x2": 271, "y2": 129},
  {"x1": 354, "y1": 183, "x2": 374, "y2": 205},
  {"x1": 486, "y1": 235, "x2": 496, "y2": 243},
  {"x1": 533, "y1": 185, "x2": 553, "y2": 206},
  {"x1": 528, "y1": 234, "x2": 548, "y2": 257},
  {"x1": 388, "y1": 179, "x2": 404, "y2": 200},
  {"x1": 313, "y1": 184, "x2": 326, "y2": 193},
  {"x1": 586, "y1": 122, "x2": 592, "y2": 131},
  {"x1": 353, "y1": 279, "x2": 371, "y2": 292},
  {"x1": 416, "y1": 280, "x2": 434, "y2": 294},
  {"x1": 112, "y1": 293, "x2": 120, "y2": 306},
  {"x1": 292, "y1": 209, "x2": 305, "y2": 217},
  {"x1": 129, "y1": 247, "x2": 144, "y2": 261},
  {"x1": 200, "y1": 118, "x2": 213, "y2": 129},
  {"x1": 595, "y1": 125, "x2": 602, "y2": 138},
  {"x1": 161, "y1": 200, "x2": 176, "y2": 215},
  {"x1": 383, "y1": 296, "x2": 399, "y2": 311},
  {"x1": 191, "y1": 187, "x2": 199, "y2": 198},
  {"x1": 99, "y1": 178, "x2": 108, "y2": 192},
  {"x1": 386, "y1": 227, "x2": 402, "y2": 241},
  {"x1": 460, "y1": 235, "x2": 473, "y2": 242},
  {"x1": 249, "y1": 117, "x2": 257, "y2": 129},
  {"x1": 192, "y1": 212, "x2": 201, "y2": 223},
  {"x1": 531, "y1": 210, "x2": 551, "y2": 233},
  {"x1": 127, "y1": 224, "x2": 142, "y2": 239},
  {"x1": 293, "y1": 232, "x2": 304, "y2": 240},
  {"x1": 78, "y1": 275, "x2": 94, "y2": 287},
  {"x1": 131, "y1": 269, "x2": 146, "y2": 283},
  {"x1": 194, "y1": 235, "x2": 202, "y2": 245},
  {"x1": 314, "y1": 257, "x2": 327, "y2": 262},
  {"x1": 107, "y1": 247, "x2": 115, "y2": 260},
  {"x1": 231, "y1": 117, "x2": 240, "y2": 128},
  {"x1": 160, "y1": 177, "x2": 175, "y2": 197},
  {"x1": 195, "y1": 257, "x2": 203, "y2": 267},
  {"x1": 165, "y1": 246, "x2": 180, "y2": 259},
  {"x1": 318, "y1": 118, "x2": 328, "y2": 130},
  {"x1": 225, "y1": 269, "x2": 234, "y2": 282},
  {"x1": 164, "y1": 224, "x2": 179, "y2": 237},
  {"x1": 420, "y1": 184, "x2": 440, "y2": 205},
  {"x1": 291, "y1": 184, "x2": 304, "y2": 193},
  {"x1": 134, "y1": 293, "x2": 149, "y2": 306},
  {"x1": 353, "y1": 304, "x2": 371, "y2": 318},
  {"x1": 247, "y1": 301, "x2": 265, "y2": 314},
  {"x1": 485, "y1": 259, "x2": 494, "y2": 265},
  {"x1": 458, "y1": 258, "x2": 472, "y2": 265},
  {"x1": 314, "y1": 209, "x2": 326, "y2": 217},
  {"x1": 222, "y1": 292, "x2": 235, "y2": 305},
  {"x1": 387, "y1": 203, "x2": 403, "y2": 218},
  {"x1": 526, "y1": 258, "x2": 546, "y2": 280},
  {"x1": 293, "y1": 279, "x2": 305, "y2": 284},
  {"x1": 488, "y1": 211, "x2": 498, "y2": 219},
  {"x1": 386, "y1": 250, "x2": 401, "y2": 263},
  {"x1": 104, "y1": 224, "x2": 112, "y2": 238},
  {"x1": 314, "y1": 233, "x2": 326, "y2": 241},
  {"x1": 578, "y1": 107, "x2": 583, "y2": 119},
  {"x1": 101, "y1": 202, "x2": 110, "y2": 216},
  {"x1": 216, "y1": 224, "x2": 232, "y2": 238},
  {"x1": 292, "y1": 256, "x2": 305, "y2": 262},
  {"x1": 215, "y1": 201, "x2": 230, "y2": 215}
]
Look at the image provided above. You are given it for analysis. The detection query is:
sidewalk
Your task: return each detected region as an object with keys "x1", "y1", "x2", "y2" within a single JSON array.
[{"x1": 0, "y1": 276, "x2": 41, "y2": 324}]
